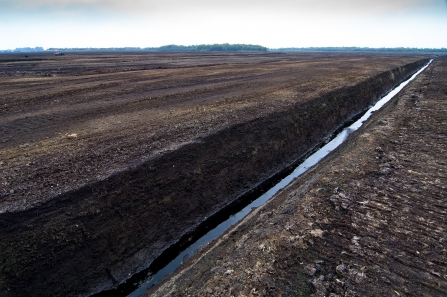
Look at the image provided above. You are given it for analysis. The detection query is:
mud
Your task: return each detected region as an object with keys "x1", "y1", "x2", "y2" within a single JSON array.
[
  {"x1": 147, "y1": 56, "x2": 447, "y2": 297},
  {"x1": 0, "y1": 52, "x2": 430, "y2": 297}
]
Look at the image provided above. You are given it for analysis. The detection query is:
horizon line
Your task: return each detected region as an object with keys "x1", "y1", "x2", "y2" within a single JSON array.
[{"x1": 1, "y1": 45, "x2": 447, "y2": 52}]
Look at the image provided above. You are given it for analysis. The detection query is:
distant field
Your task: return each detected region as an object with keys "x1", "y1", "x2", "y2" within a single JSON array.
[{"x1": 0, "y1": 52, "x2": 429, "y2": 209}]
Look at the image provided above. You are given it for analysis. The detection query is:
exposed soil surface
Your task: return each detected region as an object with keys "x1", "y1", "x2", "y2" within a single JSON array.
[
  {"x1": 147, "y1": 57, "x2": 447, "y2": 297},
  {"x1": 0, "y1": 52, "x2": 429, "y2": 211},
  {"x1": 0, "y1": 52, "x2": 432, "y2": 297}
]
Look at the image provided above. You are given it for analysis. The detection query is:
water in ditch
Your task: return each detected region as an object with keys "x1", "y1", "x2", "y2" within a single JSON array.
[{"x1": 94, "y1": 60, "x2": 432, "y2": 297}]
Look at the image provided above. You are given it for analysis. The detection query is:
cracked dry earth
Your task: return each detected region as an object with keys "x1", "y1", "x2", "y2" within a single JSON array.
[{"x1": 146, "y1": 57, "x2": 447, "y2": 297}]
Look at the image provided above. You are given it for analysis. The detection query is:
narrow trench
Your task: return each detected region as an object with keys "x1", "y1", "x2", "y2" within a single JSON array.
[{"x1": 92, "y1": 60, "x2": 432, "y2": 297}]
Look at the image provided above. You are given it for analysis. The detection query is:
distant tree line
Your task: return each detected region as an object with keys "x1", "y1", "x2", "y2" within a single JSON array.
[
  {"x1": 0, "y1": 47, "x2": 45, "y2": 53},
  {"x1": 270, "y1": 47, "x2": 447, "y2": 54},
  {"x1": 43, "y1": 44, "x2": 268, "y2": 52},
  {"x1": 2, "y1": 45, "x2": 446, "y2": 54},
  {"x1": 144, "y1": 43, "x2": 268, "y2": 52},
  {"x1": 46, "y1": 47, "x2": 142, "y2": 52}
]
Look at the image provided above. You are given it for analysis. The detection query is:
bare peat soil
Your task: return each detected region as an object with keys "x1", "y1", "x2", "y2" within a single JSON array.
[
  {"x1": 0, "y1": 52, "x2": 431, "y2": 296},
  {"x1": 0, "y1": 52, "x2": 429, "y2": 211},
  {"x1": 147, "y1": 56, "x2": 447, "y2": 297}
]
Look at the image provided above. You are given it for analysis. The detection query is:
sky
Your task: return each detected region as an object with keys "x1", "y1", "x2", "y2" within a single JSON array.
[{"x1": 0, "y1": 0, "x2": 446, "y2": 50}]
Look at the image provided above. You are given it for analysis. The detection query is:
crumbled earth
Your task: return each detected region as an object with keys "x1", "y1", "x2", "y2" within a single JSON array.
[
  {"x1": 146, "y1": 57, "x2": 447, "y2": 297},
  {"x1": 0, "y1": 52, "x2": 434, "y2": 297}
]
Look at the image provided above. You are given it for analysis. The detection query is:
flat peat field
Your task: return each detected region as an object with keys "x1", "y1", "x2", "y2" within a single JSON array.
[
  {"x1": 0, "y1": 52, "x2": 434, "y2": 296},
  {"x1": 0, "y1": 52, "x2": 428, "y2": 211}
]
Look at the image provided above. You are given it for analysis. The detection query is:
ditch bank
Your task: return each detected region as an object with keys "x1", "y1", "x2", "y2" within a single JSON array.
[{"x1": 0, "y1": 58, "x2": 429, "y2": 297}]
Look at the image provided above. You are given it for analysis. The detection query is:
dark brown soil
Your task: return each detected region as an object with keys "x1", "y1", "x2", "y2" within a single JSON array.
[
  {"x1": 0, "y1": 52, "x2": 432, "y2": 297},
  {"x1": 0, "y1": 52, "x2": 429, "y2": 212},
  {"x1": 147, "y1": 56, "x2": 447, "y2": 297}
]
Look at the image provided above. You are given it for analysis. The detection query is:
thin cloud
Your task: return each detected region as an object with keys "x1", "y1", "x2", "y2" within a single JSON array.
[
  {"x1": 1, "y1": 0, "x2": 153, "y2": 13},
  {"x1": 2, "y1": 0, "x2": 435, "y2": 15}
]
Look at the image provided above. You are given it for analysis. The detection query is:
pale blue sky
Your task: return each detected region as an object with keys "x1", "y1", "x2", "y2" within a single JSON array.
[{"x1": 1, "y1": 0, "x2": 446, "y2": 49}]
